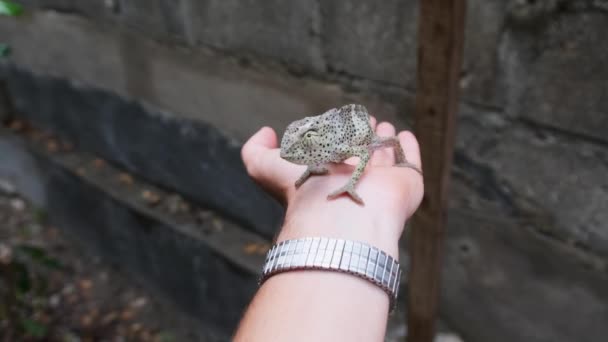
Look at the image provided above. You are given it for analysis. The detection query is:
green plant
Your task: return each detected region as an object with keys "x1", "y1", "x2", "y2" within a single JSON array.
[
  {"x1": 0, "y1": 43, "x2": 9, "y2": 57},
  {"x1": 0, "y1": 243, "x2": 63, "y2": 339},
  {"x1": 0, "y1": 1, "x2": 23, "y2": 58},
  {"x1": 0, "y1": 0, "x2": 22, "y2": 16}
]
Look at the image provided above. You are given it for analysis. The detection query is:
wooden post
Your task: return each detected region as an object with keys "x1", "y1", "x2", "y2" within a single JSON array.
[{"x1": 407, "y1": 1, "x2": 466, "y2": 342}]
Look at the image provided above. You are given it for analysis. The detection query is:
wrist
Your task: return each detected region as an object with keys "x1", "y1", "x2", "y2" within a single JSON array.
[{"x1": 278, "y1": 198, "x2": 404, "y2": 259}]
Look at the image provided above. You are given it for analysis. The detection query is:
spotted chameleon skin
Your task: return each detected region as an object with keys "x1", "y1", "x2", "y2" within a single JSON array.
[{"x1": 280, "y1": 104, "x2": 421, "y2": 204}]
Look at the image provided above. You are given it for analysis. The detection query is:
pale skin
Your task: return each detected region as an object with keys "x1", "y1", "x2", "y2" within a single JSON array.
[{"x1": 235, "y1": 117, "x2": 424, "y2": 342}]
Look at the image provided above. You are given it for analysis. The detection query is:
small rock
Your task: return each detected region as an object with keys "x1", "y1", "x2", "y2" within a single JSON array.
[
  {"x1": 0, "y1": 178, "x2": 16, "y2": 195},
  {"x1": 130, "y1": 297, "x2": 148, "y2": 310},
  {"x1": 98, "y1": 271, "x2": 109, "y2": 282},
  {"x1": 165, "y1": 195, "x2": 191, "y2": 214},
  {"x1": 61, "y1": 331, "x2": 81, "y2": 342},
  {"x1": 49, "y1": 294, "x2": 61, "y2": 308},
  {"x1": 0, "y1": 243, "x2": 13, "y2": 264},
  {"x1": 195, "y1": 210, "x2": 214, "y2": 224},
  {"x1": 435, "y1": 333, "x2": 465, "y2": 342},
  {"x1": 104, "y1": 0, "x2": 118, "y2": 11},
  {"x1": 165, "y1": 195, "x2": 182, "y2": 214},
  {"x1": 9, "y1": 198, "x2": 25, "y2": 211},
  {"x1": 130, "y1": 323, "x2": 143, "y2": 334},
  {"x1": 25, "y1": 223, "x2": 43, "y2": 237},
  {"x1": 211, "y1": 218, "x2": 224, "y2": 232},
  {"x1": 101, "y1": 311, "x2": 119, "y2": 325},
  {"x1": 62, "y1": 283, "x2": 76, "y2": 295}
]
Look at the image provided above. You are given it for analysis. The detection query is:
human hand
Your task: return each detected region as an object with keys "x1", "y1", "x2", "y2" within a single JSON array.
[{"x1": 241, "y1": 118, "x2": 424, "y2": 257}]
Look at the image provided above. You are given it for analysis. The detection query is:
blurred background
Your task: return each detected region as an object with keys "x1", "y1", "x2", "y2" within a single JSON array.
[{"x1": 1, "y1": 0, "x2": 607, "y2": 341}]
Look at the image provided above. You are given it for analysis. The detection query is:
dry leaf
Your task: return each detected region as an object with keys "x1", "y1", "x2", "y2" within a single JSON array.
[
  {"x1": 62, "y1": 141, "x2": 74, "y2": 151},
  {"x1": 243, "y1": 242, "x2": 270, "y2": 255},
  {"x1": 256, "y1": 243, "x2": 271, "y2": 254},
  {"x1": 46, "y1": 139, "x2": 59, "y2": 153},
  {"x1": 118, "y1": 173, "x2": 134, "y2": 185},
  {"x1": 8, "y1": 119, "x2": 24, "y2": 132},
  {"x1": 141, "y1": 190, "x2": 161, "y2": 205},
  {"x1": 121, "y1": 309, "x2": 135, "y2": 321},
  {"x1": 243, "y1": 243, "x2": 258, "y2": 254},
  {"x1": 79, "y1": 278, "x2": 93, "y2": 291},
  {"x1": 80, "y1": 314, "x2": 93, "y2": 327},
  {"x1": 92, "y1": 158, "x2": 106, "y2": 168}
]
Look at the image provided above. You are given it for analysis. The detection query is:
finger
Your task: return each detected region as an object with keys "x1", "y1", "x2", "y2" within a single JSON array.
[
  {"x1": 398, "y1": 130, "x2": 422, "y2": 171},
  {"x1": 371, "y1": 122, "x2": 396, "y2": 166},
  {"x1": 241, "y1": 126, "x2": 279, "y2": 176},
  {"x1": 369, "y1": 116, "x2": 377, "y2": 131},
  {"x1": 241, "y1": 127, "x2": 296, "y2": 202}
]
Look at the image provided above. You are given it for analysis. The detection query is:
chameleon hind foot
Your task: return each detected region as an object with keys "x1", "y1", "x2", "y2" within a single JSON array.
[{"x1": 395, "y1": 161, "x2": 423, "y2": 176}]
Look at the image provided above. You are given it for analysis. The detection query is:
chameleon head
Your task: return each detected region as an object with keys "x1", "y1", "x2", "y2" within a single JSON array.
[{"x1": 280, "y1": 114, "x2": 335, "y2": 165}]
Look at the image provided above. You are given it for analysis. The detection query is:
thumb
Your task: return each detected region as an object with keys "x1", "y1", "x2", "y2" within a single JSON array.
[{"x1": 241, "y1": 126, "x2": 279, "y2": 175}]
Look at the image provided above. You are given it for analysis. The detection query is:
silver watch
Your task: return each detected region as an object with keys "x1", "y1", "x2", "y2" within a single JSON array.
[{"x1": 259, "y1": 237, "x2": 401, "y2": 312}]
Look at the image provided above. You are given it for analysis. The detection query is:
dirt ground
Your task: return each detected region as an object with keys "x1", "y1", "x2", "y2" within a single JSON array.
[{"x1": 0, "y1": 181, "x2": 226, "y2": 342}]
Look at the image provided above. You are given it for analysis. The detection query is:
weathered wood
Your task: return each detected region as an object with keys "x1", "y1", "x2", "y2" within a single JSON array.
[{"x1": 407, "y1": 1, "x2": 466, "y2": 342}]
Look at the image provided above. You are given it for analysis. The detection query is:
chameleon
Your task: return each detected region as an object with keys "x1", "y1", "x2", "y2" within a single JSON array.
[{"x1": 279, "y1": 104, "x2": 422, "y2": 204}]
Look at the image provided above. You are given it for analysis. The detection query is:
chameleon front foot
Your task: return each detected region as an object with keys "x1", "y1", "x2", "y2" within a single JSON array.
[
  {"x1": 327, "y1": 184, "x2": 364, "y2": 205},
  {"x1": 295, "y1": 165, "x2": 329, "y2": 188}
]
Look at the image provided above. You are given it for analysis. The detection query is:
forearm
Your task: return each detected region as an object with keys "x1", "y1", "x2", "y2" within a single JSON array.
[
  {"x1": 234, "y1": 198, "x2": 402, "y2": 342},
  {"x1": 234, "y1": 270, "x2": 390, "y2": 342}
]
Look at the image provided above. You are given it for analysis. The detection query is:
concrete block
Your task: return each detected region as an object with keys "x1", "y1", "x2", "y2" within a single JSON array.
[
  {"x1": 441, "y1": 209, "x2": 608, "y2": 342},
  {"x1": 119, "y1": 0, "x2": 189, "y2": 40},
  {"x1": 321, "y1": 0, "x2": 507, "y2": 106},
  {"x1": 500, "y1": 12, "x2": 608, "y2": 143},
  {"x1": 0, "y1": 11, "x2": 406, "y2": 144},
  {"x1": 455, "y1": 106, "x2": 608, "y2": 258},
  {"x1": 0, "y1": 11, "x2": 127, "y2": 93},
  {"x1": 0, "y1": 129, "x2": 258, "y2": 335},
  {"x1": 19, "y1": 0, "x2": 112, "y2": 18},
  {"x1": 321, "y1": 1, "x2": 418, "y2": 87},
  {"x1": 2, "y1": 66, "x2": 284, "y2": 239},
  {"x1": 189, "y1": 0, "x2": 325, "y2": 71}
]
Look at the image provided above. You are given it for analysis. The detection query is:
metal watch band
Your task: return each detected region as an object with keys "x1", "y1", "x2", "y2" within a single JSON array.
[{"x1": 259, "y1": 237, "x2": 401, "y2": 311}]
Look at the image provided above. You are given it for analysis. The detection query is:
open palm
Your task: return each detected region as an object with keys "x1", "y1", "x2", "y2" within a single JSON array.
[{"x1": 241, "y1": 118, "x2": 424, "y2": 238}]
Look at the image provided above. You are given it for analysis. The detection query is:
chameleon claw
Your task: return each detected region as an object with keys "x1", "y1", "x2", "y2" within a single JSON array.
[
  {"x1": 395, "y1": 162, "x2": 423, "y2": 176},
  {"x1": 295, "y1": 172, "x2": 310, "y2": 188},
  {"x1": 327, "y1": 185, "x2": 364, "y2": 205}
]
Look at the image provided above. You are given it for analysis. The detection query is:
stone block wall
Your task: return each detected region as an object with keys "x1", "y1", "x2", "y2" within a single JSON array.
[{"x1": 1, "y1": 0, "x2": 607, "y2": 341}]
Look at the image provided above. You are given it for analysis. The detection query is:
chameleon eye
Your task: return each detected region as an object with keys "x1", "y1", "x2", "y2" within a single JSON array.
[{"x1": 304, "y1": 129, "x2": 318, "y2": 139}]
